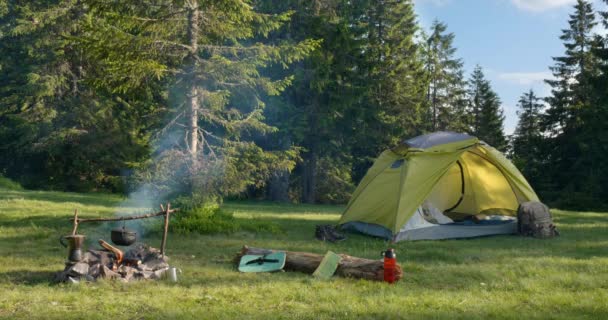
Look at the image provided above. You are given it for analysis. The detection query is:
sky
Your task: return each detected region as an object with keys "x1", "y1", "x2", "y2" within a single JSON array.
[{"x1": 414, "y1": 0, "x2": 607, "y2": 134}]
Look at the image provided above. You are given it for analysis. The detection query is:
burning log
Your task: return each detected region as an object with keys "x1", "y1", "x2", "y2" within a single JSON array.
[
  {"x1": 123, "y1": 258, "x2": 142, "y2": 267},
  {"x1": 235, "y1": 246, "x2": 402, "y2": 282},
  {"x1": 99, "y1": 239, "x2": 124, "y2": 266}
]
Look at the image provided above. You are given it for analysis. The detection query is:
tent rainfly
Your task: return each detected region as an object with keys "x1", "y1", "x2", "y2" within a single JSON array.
[{"x1": 339, "y1": 131, "x2": 539, "y2": 241}]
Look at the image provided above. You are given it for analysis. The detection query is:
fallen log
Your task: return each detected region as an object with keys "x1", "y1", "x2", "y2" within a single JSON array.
[{"x1": 235, "y1": 246, "x2": 402, "y2": 282}]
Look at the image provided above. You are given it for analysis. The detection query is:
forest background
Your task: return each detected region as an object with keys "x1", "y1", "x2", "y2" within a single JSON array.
[{"x1": 1, "y1": 0, "x2": 607, "y2": 210}]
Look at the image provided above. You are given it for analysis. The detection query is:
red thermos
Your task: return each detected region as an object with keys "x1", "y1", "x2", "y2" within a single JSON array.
[{"x1": 382, "y1": 248, "x2": 397, "y2": 284}]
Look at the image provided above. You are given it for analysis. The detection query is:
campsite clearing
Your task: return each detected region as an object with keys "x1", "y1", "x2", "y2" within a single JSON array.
[{"x1": 0, "y1": 188, "x2": 607, "y2": 319}]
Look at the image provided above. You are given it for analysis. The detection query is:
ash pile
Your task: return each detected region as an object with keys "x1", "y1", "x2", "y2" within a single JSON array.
[{"x1": 56, "y1": 242, "x2": 169, "y2": 283}]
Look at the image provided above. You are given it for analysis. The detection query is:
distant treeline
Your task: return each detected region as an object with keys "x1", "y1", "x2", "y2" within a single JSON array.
[{"x1": 0, "y1": 0, "x2": 606, "y2": 209}]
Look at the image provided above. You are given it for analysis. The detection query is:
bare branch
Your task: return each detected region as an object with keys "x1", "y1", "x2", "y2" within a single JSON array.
[
  {"x1": 128, "y1": 16, "x2": 186, "y2": 22},
  {"x1": 204, "y1": 138, "x2": 218, "y2": 160},
  {"x1": 184, "y1": 130, "x2": 190, "y2": 153},
  {"x1": 158, "y1": 111, "x2": 185, "y2": 135},
  {"x1": 201, "y1": 128, "x2": 222, "y2": 141},
  {"x1": 152, "y1": 40, "x2": 192, "y2": 51},
  {"x1": 198, "y1": 45, "x2": 264, "y2": 52}
]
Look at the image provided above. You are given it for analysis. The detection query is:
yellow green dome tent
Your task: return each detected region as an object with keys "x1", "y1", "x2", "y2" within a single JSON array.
[{"x1": 339, "y1": 131, "x2": 539, "y2": 241}]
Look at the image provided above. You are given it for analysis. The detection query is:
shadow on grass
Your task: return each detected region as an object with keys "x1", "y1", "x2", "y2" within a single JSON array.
[
  {"x1": 0, "y1": 215, "x2": 69, "y2": 230},
  {"x1": 0, "y1": 270, "x2": 58, "y2": 286},
  {"x1": 345, "y1": 307, "x2": 606, "y2": 320},
  {"x1": 555, "y1": 215, "x2": 608, "y2": 224},
  {"x1": 0, "y1": 211, "x2": 163, "y2": 235},
  {"x1": 224, "y1": 201, "x2": 344, "y2": 215},
  {"x1": 0, "y1": 189, "x2": 123, "y2": 207}
]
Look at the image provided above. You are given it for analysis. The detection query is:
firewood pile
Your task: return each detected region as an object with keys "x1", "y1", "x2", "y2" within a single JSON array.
[{"x1": 55, "y1": 243, "x2": 169, "y2": 283}]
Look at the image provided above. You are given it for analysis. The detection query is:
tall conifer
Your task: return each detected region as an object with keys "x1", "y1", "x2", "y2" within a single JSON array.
[
  {"x1": 544, "y1": 0, "x2": 599, "y2": 205},
  {"x1": 348, "y1": 0, "x2": 427, "y2": 182},
  {"x1": 467, "y1": 66, "x2": 507, "y2": 151},
  {"x1": 423, "y1": 20, "x2": 468, "y2": 132},
  {"x1": 512, "y1": 90, "x2": 544, "y2": 187}
]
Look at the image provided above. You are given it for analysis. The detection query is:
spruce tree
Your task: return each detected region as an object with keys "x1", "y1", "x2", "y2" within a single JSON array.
[
  {"x1": 252, "y1": 0, "x2": 356, "y2": 203},
  {"x1": 348, "y1": 0, "x2": 427, "y2": 182},
  {"x1": 71, "y1": 0, "x2": 319, "y2": 198},
  {"x1": 544, "y1": 0, "x2": 600, "y2": 205},
  {"x1": 545, "y1": 0, "x2": 597, "y2": 133},
  {"x1": 0, "y1": 0, "x2": 318, "y2": 196},
  {"x1": 261, "y1": 0, "x2": 427, "y2": 202},
  {"x1": 467, "y1": 66, "x2": 507, "y2": 151},
  {"x1": 512, "y1": 89, "x2": 545, "y2": 187},
  {"x1": 581, "y1": 0, "x2": 608, "y2": 204},
  {"x1": 423, "y1": 20, "x2": 468, "y2": 132},
  {"x1": 0, "y1": 1, "x2": 153, "y2": 191}
]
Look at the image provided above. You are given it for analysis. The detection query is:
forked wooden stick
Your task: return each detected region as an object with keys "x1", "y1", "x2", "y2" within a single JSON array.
[
  {"x1": 71, "y1": 209, "x2": 79, "y2": 235},
  {"x1": 160, "y1": 203, "x2": 171, "y2": 257}
]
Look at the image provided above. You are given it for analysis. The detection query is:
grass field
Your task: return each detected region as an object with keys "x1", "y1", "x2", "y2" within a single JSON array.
[{"x1": 0, "y1": 188, "x2": 607, "y2": 319}]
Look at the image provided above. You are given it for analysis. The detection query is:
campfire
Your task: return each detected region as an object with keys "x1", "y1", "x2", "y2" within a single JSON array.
[
  {"x1": 55, "y1": 204, "x2": 179, "y2": 283},
  {"x1": 56, "y1": 242, "x2": 170, "y2": 283}
]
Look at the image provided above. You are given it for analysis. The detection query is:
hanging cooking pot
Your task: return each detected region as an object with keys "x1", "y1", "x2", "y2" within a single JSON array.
[{"x1": 111, "y1": 221, "x2": 137, "y2": 246}]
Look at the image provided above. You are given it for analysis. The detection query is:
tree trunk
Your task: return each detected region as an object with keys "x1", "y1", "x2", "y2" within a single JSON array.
[
  {"x1": 302, "y1": 91, "x2": 319, "y2": 204},
  {"x1": 188, "y1": 88, "x2": 198, "y2": 155},
  {"x1": 269, "y1": 170, "x2": 290, "y2": 202},
  {"x1": 235, "y1": 246, "x2": 403, "y2": 282},
  {"x1": 432, "y1": 77, "x2": 437, "y2": 131},
  {"x1": 186, "y1": 1, "x2": 199, "y2": 156},
  {"x1": 268, "y1": 137, "x2": 291, "y2": 202},
  {"x1": 302, "y1": 151, "x2": 317, "y2": 204}
]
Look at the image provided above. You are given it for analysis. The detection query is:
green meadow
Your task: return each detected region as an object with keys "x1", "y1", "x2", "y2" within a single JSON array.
[{"x1": 0, "y1": 188, "x2": 607, "y2": 319}]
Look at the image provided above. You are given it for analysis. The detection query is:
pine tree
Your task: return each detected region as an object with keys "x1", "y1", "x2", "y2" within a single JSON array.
[
  {"x1": 545, "y1": 0, "x2": 597, "y2": 134},
  {"x1": 512, "y1": 89, "x2": 545, "y2": 187},
  {"x1": 467, "y1": 66, "x2": 507, "y2": 151},
  {"x1": 69, "y1": 0, "x2": 319, "y2": 198},
  {"x1": 422, "y1": 20, "x2": 468, "y2": 132},
  {"x1": 543, "y1": 0, "x2": 600, "y2": 205},
  {"x1": 265, "y1": 0, "x2": 428, "y2": 203},
  {"x1": 0, "y1": 1, "x2": 153, "y2": 191},
  {"x1": 250, "y1": 0, "x2": 357, "y2": 203},
  {"x1": 348, "y1": 0, "x2": 427, "y2": 182},
  {"x1": 580, "y1": 0, "x2": 608, "y2": 204},
  {"x1": 0, "y1": 0, "x2": 318, "y2": 196}
]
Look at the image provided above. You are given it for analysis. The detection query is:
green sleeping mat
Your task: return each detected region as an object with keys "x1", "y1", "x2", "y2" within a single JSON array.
[
  {"x1": 312, "y1": 251, "x2": 341, "y2": 280},
  {"x1": 238, "y1": 252, "x2": 287, "y2": 273}
]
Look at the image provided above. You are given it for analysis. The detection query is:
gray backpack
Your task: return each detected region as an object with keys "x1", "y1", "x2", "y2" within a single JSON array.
[{"x1": 517, "y1": 201, "x2": 559, "y2": 238}]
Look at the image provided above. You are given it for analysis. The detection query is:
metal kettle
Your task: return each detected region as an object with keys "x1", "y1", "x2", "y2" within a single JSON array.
[{"x1": 59, "y1": 234, "x2": 86, "y2": 262}]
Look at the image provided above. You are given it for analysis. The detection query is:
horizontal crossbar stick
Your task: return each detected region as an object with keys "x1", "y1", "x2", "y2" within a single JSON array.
[{"x1": 73, "y1": 208, "x2": 179, "y2": 223}]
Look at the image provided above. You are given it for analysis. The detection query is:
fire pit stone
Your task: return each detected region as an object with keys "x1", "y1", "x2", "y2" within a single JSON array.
[
  {"x1": 67, "y1": 262, "x2": 89, "y2": 278},
  {"x1": 56, "y1": 243, "x2": 172, "y2": 283},
  {"x1": 100, "y1": 265, "x2": 120, "y2": 279}
]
